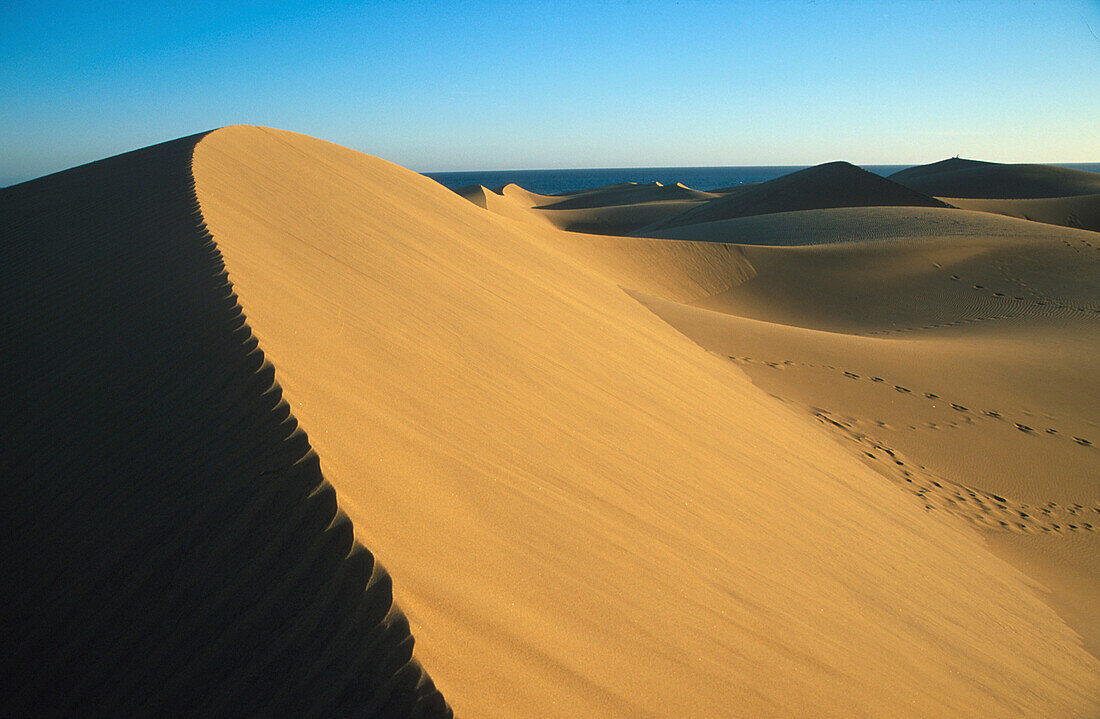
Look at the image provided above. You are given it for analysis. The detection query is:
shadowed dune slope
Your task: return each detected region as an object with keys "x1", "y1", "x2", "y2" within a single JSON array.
[
  {"x1": 0, "y1": 135, "x2": 450, "y2": 718},
  {"x1": 946, "y1": 194, "x2": 1100, "y2": 233},
  {"x1": 192, "y1": 126, "x2": 1099, "y2": 718},
  {"x1": 891, "y1": 158, "x2": 1100, "y2": 199},
  {"x1": 649, "y1": 161, "x2": 949, "y2": 231},
  {"x1": 535, "y1": 199, "x2": 707, "y2": 235}
]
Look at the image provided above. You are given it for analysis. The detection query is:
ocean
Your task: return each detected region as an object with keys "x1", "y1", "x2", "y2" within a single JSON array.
[{"x1": 425, "y1": 163, "x2": 1100, "y2": 195}]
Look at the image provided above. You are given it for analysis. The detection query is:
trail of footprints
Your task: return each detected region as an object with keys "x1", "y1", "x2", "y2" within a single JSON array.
[
  {"x1": 810, "y1": 408, "x2": 1099, "y2": 536},
  {"x1": 728, "y1": 355, "x2": 1096, "y2": 451},
  {"x1": 726, "y1": 354, "x2": 1097, "y2": 534},
  {"x1": 1060, "y1": 234, "x2": 1100, "y2": 261}
]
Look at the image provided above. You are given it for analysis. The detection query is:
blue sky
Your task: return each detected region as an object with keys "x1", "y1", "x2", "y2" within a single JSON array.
[{"x1": 2, "y1": 0, "x2": 1098, "y2": 184}]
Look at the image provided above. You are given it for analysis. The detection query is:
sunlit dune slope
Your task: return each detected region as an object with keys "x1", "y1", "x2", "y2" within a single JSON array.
[
  {"x1": 647, "y1": 161, "x2": 949, "y2": 231},
  {"x1": 192, "y1": 125, "x2": 1099, "y2": 718},
  {"x1": 891, "y1": 157, "x2": 1100, "y2": 198},
  {"x1": 635, "y1": 211, "x2": 1100, "y2": 655},
  {"x1": 0, "y1": 134, "x2": 450, "y2": 717},
  {"x1": 453, "y1": 184, "x2": 556, "y2": 229}
]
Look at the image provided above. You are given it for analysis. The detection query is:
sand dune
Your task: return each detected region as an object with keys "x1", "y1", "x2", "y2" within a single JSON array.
[
  {"x1": 5, "y1": 126, "x2": 1098, "y2": 718},
  {"x1": 635, "y1": 204, "x2": 1077, "y2": 245},
  {"x1": 891, "y1": 157, "x2": 1100, "y2": 198},
  {"x1": 188, "y1": 127, "x2": 1097, "y2": 717},
  {"x1": 633, "y1": 216, "x2": 1100, "y2": 653},
  {"x1": 647, "y1": 161, "x2": 950, "y2": 231},
  {"x1": 0, "y1": 134, "x2": 449, "y2": 717},
  {"x1": 628, "y1": 188, "x2": 1100, "y2": 658},
  {"x1": 945, "y1": 193, "x2": 1100, "y2": 233}
]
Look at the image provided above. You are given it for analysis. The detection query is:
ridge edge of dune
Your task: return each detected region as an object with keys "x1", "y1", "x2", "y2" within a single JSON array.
[{"x1": 0, "y1": 128, "x2": 452, "y2": 718}]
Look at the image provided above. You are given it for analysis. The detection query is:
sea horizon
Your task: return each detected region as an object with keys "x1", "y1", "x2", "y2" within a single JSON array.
[{"x1": 426, "y1": 162, "x2": 1100, "y2": 195}]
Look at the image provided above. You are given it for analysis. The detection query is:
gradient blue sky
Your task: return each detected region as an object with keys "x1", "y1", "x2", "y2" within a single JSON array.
[{"x1": 2, "y1": 0, "x2": 1099, "y2": 184}]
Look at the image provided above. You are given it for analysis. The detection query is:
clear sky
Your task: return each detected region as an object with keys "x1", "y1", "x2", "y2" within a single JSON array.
[{"x1": 2, "y1": 0, "x2": 1098, "y2": 184}]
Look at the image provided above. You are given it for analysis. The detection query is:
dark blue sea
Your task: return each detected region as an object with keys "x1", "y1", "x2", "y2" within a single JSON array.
[{"x1": 426, "y1": 163, "x2": 1100, "y2": 195}]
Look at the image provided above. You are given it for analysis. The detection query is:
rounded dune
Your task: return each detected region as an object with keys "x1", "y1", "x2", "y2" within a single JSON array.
[{"x1": 891, "y1": 158, "x2": 1100, "y2": 199}]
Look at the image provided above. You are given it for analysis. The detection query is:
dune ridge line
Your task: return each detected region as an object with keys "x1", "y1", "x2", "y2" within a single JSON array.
[{"x1": 0, "y1": 131, "x2": 451, "y2": 718}]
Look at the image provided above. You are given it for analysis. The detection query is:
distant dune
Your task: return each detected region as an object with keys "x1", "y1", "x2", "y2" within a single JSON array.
[
  {"x1": 533, "y1": 180, "x2": 716, "y2": 210},
  {"x1": 891, "y1": 157, "x2": 1100, "y2": 198},
  {"x1": 645, "y1": 161, "x2": 950, "y2": 231},
  {"x1": 453, "y1": 181, "x2": 711, "y2": 235},
  {"x1": 3, "y1": 127, "x2": 1098, "y2": 718}
]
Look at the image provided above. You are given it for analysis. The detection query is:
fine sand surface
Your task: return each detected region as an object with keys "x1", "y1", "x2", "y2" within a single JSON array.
[
  {"x1": 5, "y1": 127, "x2": 1099, "y2": 718},
  {"x1": 944, "y1": 194, "x2": 1100, "y2": 233},
  {"x1": 191, "y1": 127, "x2": 1098, "y2": 717}
]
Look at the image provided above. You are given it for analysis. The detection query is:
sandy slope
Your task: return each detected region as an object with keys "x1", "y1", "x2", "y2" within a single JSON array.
[
  {"x1": 891, "y1": 157, "x2": 1100, "y2": 199},
  {"x1": 190, "y1": 126, "x2": 1099, "y2": 718},
  {"x1": 637, "y1": 206, "x2": 1100, "y2": 656},
  {"x1": 945, "y1": 194, "x2": 1100, "y2": 233},
  {"x1": 453, "y1": 184, "x2": 557, "y2": 229}
]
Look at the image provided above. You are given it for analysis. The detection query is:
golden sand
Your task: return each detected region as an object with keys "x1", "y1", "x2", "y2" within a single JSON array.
[{"x1": 4, "y1": 126, "x2": 1097, "y2": 717}]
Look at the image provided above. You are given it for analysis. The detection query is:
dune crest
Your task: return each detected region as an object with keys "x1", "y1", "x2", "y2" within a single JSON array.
[
  {"x1": 188, "y1": 126, "x2": 1099, "y2": 718},
  {"x1": 0, "y1": 132, "x2": 450, "y2": 717}
]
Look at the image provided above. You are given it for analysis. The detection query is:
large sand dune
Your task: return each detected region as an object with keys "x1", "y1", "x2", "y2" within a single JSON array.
[
  {"x1": 891, "y1": 157, "x2": 1100, "y2": 199},
  {"x1": 4, "y1": 126, "x2": 1098, "y2": 718},
  {"x1": 0, "y1": 133, "x2": 449, "y2": 717}
]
